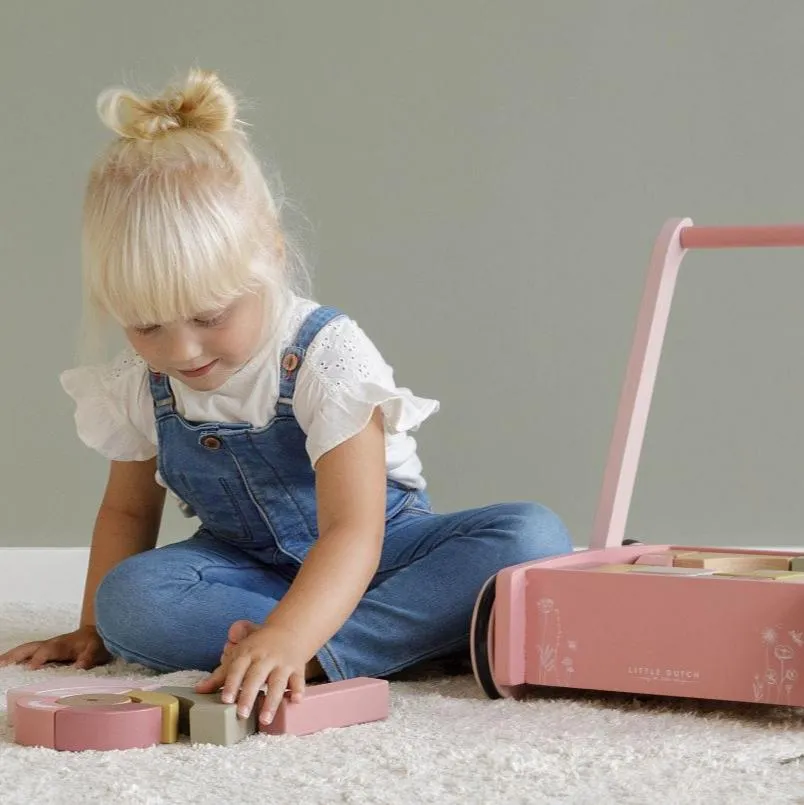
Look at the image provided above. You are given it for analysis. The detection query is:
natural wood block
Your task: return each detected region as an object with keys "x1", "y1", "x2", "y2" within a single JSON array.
[
  {"x1": 628, "y1": 565, "x2": 716, "y2": 576},
  {"x1": 673, "y1": 552, "x2": 792, "y2": 572},
  {"x1": 634, "y1": 553, "x2": 675, "y2": 566},
  {"x1": 589, "y1": 564, "x2": 637, "y2": 573},
  {"x1": 633, "y1": 551, "x2": 689, "y2": 566}
]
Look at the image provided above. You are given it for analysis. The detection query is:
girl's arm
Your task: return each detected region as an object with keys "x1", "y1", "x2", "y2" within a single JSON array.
[
  {"x1": 197, "y1": 407, "x2": 388, "y2": 721},
  {"x1": 263, "y1": 405, "x2": 387, "y2": 658},
  {"x1": 0, "y1": 458, "x2": 165, "y2": 669},
  {"x1": 80, "y1": 458, "x2": 167, "y2": 628}
]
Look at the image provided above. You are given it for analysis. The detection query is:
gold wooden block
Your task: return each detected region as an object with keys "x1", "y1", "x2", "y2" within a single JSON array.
[
  {"x1": 673, "y1": 552, "x2": 792, "y2": 572},
  {"x1": 126, "y1": 690, "x2": 180, "y2": 743}
]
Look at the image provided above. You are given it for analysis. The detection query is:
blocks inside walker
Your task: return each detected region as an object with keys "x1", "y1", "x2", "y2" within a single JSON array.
[
  {"x1": 587, "y1": 563, "x2": 715, "y2": 576},
  {"x1": 712, "y1": 569, "x2": 804, "y2": 580},
  {"x1": 8, "y1": 676, "x2": 389, "y2": 751},
  {"x1": 672, "y1": 551, "x2": 794, "y2": 572}
]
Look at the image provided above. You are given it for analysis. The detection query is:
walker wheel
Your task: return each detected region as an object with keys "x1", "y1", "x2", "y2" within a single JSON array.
[{"x1": 470, "y1": 574, "x2": 513, "y2": 700}]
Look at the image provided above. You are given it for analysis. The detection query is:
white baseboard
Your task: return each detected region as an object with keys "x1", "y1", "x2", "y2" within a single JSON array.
[
  {"x1": 0, "y1": 544, "x2": 801, "y2": 606},
  {"x1": 0, "y1": 548, "x2": 89, "y2": 605}
]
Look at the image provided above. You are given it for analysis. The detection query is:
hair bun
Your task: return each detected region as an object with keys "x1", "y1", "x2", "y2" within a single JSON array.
[{"x1": 96, "y1": 68, "x2": 238, "y2": 141}]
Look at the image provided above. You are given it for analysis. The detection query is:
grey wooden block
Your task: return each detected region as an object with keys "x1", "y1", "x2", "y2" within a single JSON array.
[{"x1": 152, "y1": 686, "x2": 259, "y2": 747}]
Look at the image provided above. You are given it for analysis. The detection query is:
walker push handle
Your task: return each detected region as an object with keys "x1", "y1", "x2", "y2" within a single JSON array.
[
  {"x1": 590, "y1": 218, "x2": 804, "y2": 551},
  {"x1": 680, "y1": 225, "x2": 804, "y2": 250}
]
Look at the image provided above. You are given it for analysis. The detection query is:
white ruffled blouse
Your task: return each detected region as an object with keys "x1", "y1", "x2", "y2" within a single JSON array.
[{"x1": 60, "y1": 296, "x2": 440, "y2": 490}]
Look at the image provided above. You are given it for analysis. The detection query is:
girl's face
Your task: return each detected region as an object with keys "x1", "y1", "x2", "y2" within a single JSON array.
[{"x1": 125, "y1": 290, "x2": 266, "y2": 391}]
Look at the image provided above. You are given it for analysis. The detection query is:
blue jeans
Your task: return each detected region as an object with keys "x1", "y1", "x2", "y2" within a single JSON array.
[{"x1": 95, "y1": 501, "x2": 571, "y2": 679}]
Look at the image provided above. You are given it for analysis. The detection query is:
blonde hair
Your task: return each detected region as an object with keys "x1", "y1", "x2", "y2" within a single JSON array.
[{"x1": 80, "y1": 68, "x2": 308, "y2": 356}]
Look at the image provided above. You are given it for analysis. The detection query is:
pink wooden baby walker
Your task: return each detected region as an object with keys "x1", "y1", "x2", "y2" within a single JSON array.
[{"x1": 470, "y1": 217, "x2": 804, "y2": 706}]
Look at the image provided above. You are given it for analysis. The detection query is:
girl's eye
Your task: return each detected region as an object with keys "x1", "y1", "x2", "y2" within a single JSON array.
[
  {"x1": 193, "y1": 312, "x2": 227, "y2": 328},
  {"x1": 133, "y1": 324, "x2": 160, "y2": 336}
]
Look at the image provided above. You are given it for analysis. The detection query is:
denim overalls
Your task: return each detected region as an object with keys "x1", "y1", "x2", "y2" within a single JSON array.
[{"x1": 95, "y1": 306, "x2": 572, "y2": 679}]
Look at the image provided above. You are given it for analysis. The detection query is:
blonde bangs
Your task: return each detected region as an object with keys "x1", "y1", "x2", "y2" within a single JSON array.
[{"x1": 82, "y1": 143, "x2": 272, "y2": 328}]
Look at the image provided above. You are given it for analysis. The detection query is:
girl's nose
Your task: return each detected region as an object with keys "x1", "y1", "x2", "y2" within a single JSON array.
[{"x1": 168, "y1": 330, "x2": 205, "y2": 367}]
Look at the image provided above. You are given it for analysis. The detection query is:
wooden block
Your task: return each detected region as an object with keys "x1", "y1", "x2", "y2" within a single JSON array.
[
  {"x1": 749, "y1": 570, "x2": 804, "y2": 580},
  {"x1": 6, "y1": 677, "x2": 145, "y2": 727},
  {"x1": 775, "y1": 574, "x2": 804, "y2": 583},
  {"x1": 260, "y1": 678, "x2": 389, "y2": 737},
  {"x1": 633, "y1": 553, "x2": 675, "y2": 566},
  {"x1": 628, "y1": 565, "x2": 716, "y2": 576},
  {"x1": 9, "y1": 679, "x2": 166, "y2": 752},
  {"x1": 126, "y1": 690, "x2": 180, "y2": 743},
  {"x1": 13, "y1": 697, "x2": 66, "y2": 748},
  {"x1": 791, "y1": 557, "x2": 804, "y2": 572},
  {"x1": 712, "y1": 569, "x2": 791, "y2": 578},
  {"x1": 56, "y1": 693, "x2": 132, "y2": 706},
  {"x1": 54, "y1": 703, "x2": 162, "y2": 752},
  {"x1": 153, "y1": 686, "x2": 257, "y2": 747},
  {"x1": 588, "y1": 564, "x2": 637, "y2": 573},
  {"x1": 54, "y1": 702, "x2": 162, "y2": 752},
  {"x1": 673, "y1": 552, "x2": 793, "y2": 572}
]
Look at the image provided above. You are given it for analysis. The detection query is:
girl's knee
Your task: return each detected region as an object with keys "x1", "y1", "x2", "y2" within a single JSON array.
[
  {"x1": 94, "y1": 551, "x2": 163, "y2": 648},
  {"x1": 493, "y1": 501, "x2": 572, "y2": 560}
]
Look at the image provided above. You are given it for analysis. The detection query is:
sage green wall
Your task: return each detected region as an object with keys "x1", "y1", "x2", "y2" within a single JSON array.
[{"x1": 3, "y1": 1, "x2": 803, "y2": 549}]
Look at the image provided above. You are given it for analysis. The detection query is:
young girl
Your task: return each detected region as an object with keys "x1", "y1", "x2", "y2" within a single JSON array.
[{"x1": 0, "y1": 69, "x2": 572, "y2": 726}]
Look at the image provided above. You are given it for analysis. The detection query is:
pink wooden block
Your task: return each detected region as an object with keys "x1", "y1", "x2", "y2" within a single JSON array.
[
  {"x1": 7, "y1": 677, "x2": 146, "y2": 726},
  {"x1": 54, "y1": 703, "x2": 163, "y2": 751},
  {"x1": 13, "y1": 696, "x2": 67, "y2": 748},
  {"x1": 7, "y1": 677, "x2": 164, "y2": 751},
  {"x1": 260, "y1": 677, "x2": 389, "y2": 736}
]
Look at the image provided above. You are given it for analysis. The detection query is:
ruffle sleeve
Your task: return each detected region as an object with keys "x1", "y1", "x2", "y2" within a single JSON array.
[
  {"x1": 292, "y1": 316, "x2": 440, "y2": 466},
  {"x1": 59, "y1": 348, "x2": 157, "y2": 462}
]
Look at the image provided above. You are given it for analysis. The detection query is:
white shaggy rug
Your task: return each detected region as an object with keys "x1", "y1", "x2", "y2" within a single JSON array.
[{"x1": 2, "y1": 603, "x2": 804, "y2": 804}]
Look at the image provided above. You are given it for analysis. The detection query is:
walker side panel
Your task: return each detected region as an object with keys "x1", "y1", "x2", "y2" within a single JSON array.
[{"x1": 523, "y1": 568, "x2": 804, "y2": 706}]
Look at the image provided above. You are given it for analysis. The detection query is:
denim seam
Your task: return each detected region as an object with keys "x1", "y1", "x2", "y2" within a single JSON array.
[
  {"x1": 222, "y1": 445, "x2": 288, "y2": 553},
  {"x1": 246, "y1": 431, "x2": 316, "y2": 557},
  {"x1": 378, "y1": 521, "x2": 468, "y2": 576},
  {"x1": 218, "y1": 477, "x2": 257, "y2": 543}
]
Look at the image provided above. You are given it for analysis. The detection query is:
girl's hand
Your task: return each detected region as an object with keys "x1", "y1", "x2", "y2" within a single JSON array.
[
  {"x1": 0, "y1": 625, "x2": 111, "y2": 670},
  {"x1": 195, "y1": 623, "x2": 308, "y2": 726}
]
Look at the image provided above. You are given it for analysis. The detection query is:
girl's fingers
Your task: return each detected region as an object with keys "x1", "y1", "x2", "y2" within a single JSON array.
[
  {"x1": 236, "y1": 662, "x2": 272, "y2": 720},
  {"x1": 287, "y1": 671, "x2": 305, "y2": 704},
  {"x1": 0, "y1": 642, "x2": 38, "y2": 666},
  {"x1": 27, "y1": 642, "x2": 64, "y2": 670},
  {"x1": 75, "y1": 646, "x2": 97, "y2": 670},
  {"x1": 195, "y1": 664, "x2": 227, "y2": 693},
  {"x1": 220, "y1": 655, "x2": 252, "y2": 705},
  {"x1": 260, "y1": 669, "x2": 291, "y2": 726}
]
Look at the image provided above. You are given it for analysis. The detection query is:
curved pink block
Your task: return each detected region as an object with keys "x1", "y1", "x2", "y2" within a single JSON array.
[
  {"x1": 13, "y1": 697, "x2": 68, "y2": 748},
  {"x1": 8, "y1": 677, "x2": 164, "y2": 751},
  {"x1": 7, "y1": 677, "x2": 147, "y2": 726},
  {"x1": 54, "y1": 703, "x2": 162, "y2": 751}
]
